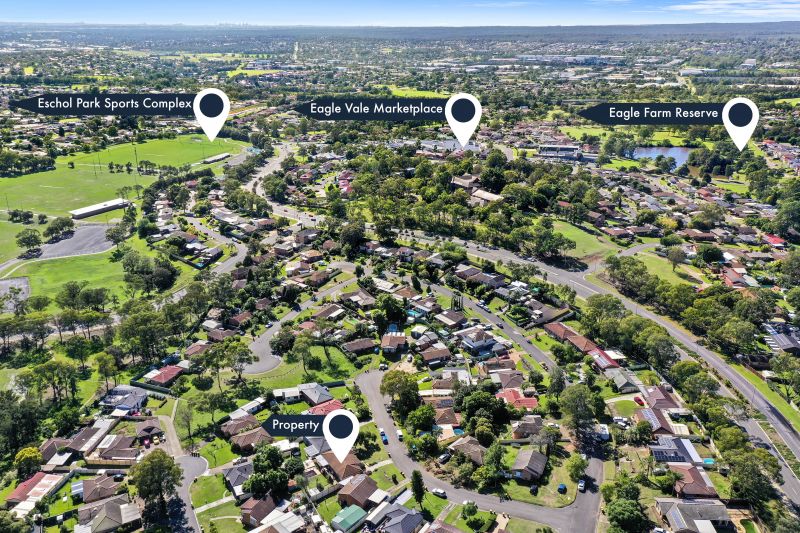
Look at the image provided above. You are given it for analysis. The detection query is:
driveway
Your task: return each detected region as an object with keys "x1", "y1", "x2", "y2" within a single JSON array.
[{"x1": 355, "y1": 370, "x2": 602, "y2": 532}]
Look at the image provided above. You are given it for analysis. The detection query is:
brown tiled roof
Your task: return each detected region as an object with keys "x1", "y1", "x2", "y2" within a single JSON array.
[
  {"x1": 338, "y1": 474, "x2": 378, "y2": 507},
  {"x1": 231, "y1": 427, "x2": 272, "y2": 451},
  {"x1": 321, "y1": 451, "x2": 364, "y2": 480},
  {"x1": 221, "y1": 414, "x2": 260, "y2": 437}
]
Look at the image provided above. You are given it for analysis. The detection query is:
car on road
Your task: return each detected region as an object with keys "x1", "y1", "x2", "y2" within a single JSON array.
[
  {"x1": 381, "y1": 434, "x2": 388, "y2": 445},
  {"x1": 396, "y1": 430, "x2": 403, "y2": 441},
  {"x1": 432, "y1": 488, "x2": 447, "y2": 498},
  {"x1": 379, "y1": 427, "x2": 385, "y2": 436},
  {"x1": 379, "y1": 363, "x2": 388, "y2": 370},
  {"x1": 437, "y1": 452, "x2": 451, "y2": 464},
  {"x1": 495, "y1": 322, "x2": 504, "y2": 329},
  {"x1": 634, "y1": 396, "x2": 645, "y2": 406},
  {"x1": 578, "y1": 479, "x2": 586, "y2": 492}
]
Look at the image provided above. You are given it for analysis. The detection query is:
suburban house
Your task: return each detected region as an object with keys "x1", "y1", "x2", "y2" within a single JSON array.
[
  {"x1": 512, "y1": 415, "x2": 543, "y2": 439},
  {"x1": 135, "y1": 418, "x2": 163, "y2": 443},
  {"x1": 381, "y1": 332, "x2": 409, "y2": 354},
  {"x1": 495, "y1": 389, "x2": 539, "y2": 411},
  {"x1": 298, "y1": 382, "x2": 334, "y2": 405},
  {"x1": 434, "y1": 309, "x2": 468, "y2": 330},
  {"x1": 634, "y1": 408, "x2": 675, "y2": 436},
  {"x1": 670, "y1": 464, "x2": 718, "y2": 499},
  {"x1": 644, "y1": 385, "x2": 680, "y2": 410},
  {"x1": 510, "y1": 449, "x2": 548, "y2": 481},
  {"x1": 338, "y1": 474, "x2": 380, "y2": 509},
  {"x1": 231, "y1": 427, "x2": 272, "y2": 453},
  {"x1": 448, "y1": 436, "x2": 487, "y2": 465},
  {"x1": 80, "y1": 475, "x2": 120, "y2": 504},
  {"x1": 342, "y1": 338, "x2": 378, "y2": 355},
  {"x1": 654, "y1": 498, "x2": 731, "y2": 533},
  {"x1": 74, "y1": 494, "x2": 142, "y2": 533},
  {"x1": 223, "y1": 462, "x2": 254, "y2": 500},
  {"x1": 420, "y1": 344, "x2": 452, "y2": 367},
  {"x1": 490, "y1": 370, "x2": 525, "y2": 390},
  {"x1": 221, "y1": 414, "x2": 260, "y2": 438},
  {"x1": 241, "y1": 495, "x2": 279, "y2": 527},
  {"x1": 650, "y1": 436, "x2": 704, "y2": 466},
  {"x1": 320, "y1": 451, "x2": 364, "y2": 480}
]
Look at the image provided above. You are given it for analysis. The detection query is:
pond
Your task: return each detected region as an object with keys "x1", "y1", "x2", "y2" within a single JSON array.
[{"x1": 633, "y1": 146, "x2": 694, "y2": 167}]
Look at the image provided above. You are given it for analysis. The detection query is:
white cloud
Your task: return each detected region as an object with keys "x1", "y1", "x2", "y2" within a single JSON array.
[
  {"x1": 665, "y1": 0, "x2": 800, "y2": 18},
  {"x1": 468, "y1": 1, "x2": 530, "y2": 7}
]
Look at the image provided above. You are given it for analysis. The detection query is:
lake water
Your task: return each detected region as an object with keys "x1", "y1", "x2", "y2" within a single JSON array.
[{"x1": 633, "y1": 146, "x2": 694, "y2": 167}]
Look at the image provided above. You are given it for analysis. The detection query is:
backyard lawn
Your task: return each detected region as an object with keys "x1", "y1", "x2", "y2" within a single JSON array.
[
  {"x1": 611, "y1": 400, "x2": 641, "y2": 418},
  {"x1": 552, "y1": 220, "x2": 619, "y2": 259},
  {"x1": 443, "y1": 504, "x2": 496, "y2": 533},
  {"x1": 369, "y1": 463, "x2": 405, "y2": 490},
  {"x1": 505, "y1": 517, "x2": 553, "y2": 533},
  {"x1": 196, "y1": 500, "x2": 245, "y2": 533},
  {"x1": 629, "y1": 252, "x2": 703, "y2": 286},
  {"x1": 191, "y1": 474, "x2": 228, "y2": 507},
  {"x1": 316, "y1": 495, "x2": 343, "y2": 523},
  {"x1": 199, "y1": 438, "x2": 240, "y2": 469},
  {"x1": 404, "y1": 492, "x2": 448, "y2": 522},
  {"x1": 358, "y1": 422, "x2": 390, "y2": 465}
]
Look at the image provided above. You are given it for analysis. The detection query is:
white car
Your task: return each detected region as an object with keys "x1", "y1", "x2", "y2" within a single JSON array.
[{"x1": 432, "y1": 488, "x2": 446, "y2": 498}]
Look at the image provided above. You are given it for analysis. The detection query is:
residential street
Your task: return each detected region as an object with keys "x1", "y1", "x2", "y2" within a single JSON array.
[
  {"x1": 355, "y1": 370, "x2": 603, "y2": 532},
  {"x1": 263, "y1": 201, "x2": 800, "y2": 507}
]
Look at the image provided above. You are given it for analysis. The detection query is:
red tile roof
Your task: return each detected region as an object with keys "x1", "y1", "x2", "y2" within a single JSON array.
[
  {"x1": 150, "y1": 365, "x2": 183, "y2": 385},
  {"x1": 308, "y1": 399, "x2": 344, "y2": 416},
  {"x1": 496, "y1": 389, "x2": 539, "y2": 411}
]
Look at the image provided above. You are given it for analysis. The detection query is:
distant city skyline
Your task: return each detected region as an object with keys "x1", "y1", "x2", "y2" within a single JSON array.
[{"x1": 3, "y1": 0, "x2": 800, "y2": 27}]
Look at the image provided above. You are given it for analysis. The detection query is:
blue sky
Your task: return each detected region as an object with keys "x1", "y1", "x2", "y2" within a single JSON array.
[{"x1": 3, "y1": 1, "x2": 800, "y2": 26}]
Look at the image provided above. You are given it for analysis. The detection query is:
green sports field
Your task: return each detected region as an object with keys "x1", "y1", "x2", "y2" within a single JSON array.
[
  {"x1": 0, "y1": 220, "x2": 23, "y2": 264},
  {"x1": 378, "y1": 84, "x2": 448, "y2": 98},
  {"x1": 0, "y1": 135, "x2": 247, "y2": 216},
  {"x1": 0, "y1": 236, "x2": 195, "y2": 307}
]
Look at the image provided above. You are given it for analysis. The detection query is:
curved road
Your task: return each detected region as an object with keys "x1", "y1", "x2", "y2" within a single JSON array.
[
  {"x1": 355, "y1": 370, "x2": 602, "y2": 532},
  {"x1": 261, "y1": 201, "x2": 800, "y2": 506}
]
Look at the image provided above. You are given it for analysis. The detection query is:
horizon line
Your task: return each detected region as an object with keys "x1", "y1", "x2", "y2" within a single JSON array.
[{"x1": 2, "y1": 20, "x2": 800, "y2": 29}]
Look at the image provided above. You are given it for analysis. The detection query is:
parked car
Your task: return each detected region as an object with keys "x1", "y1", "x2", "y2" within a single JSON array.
[
  {"x1": 438, "y1": 452, "x2": 451, "y2": 464},
  {"x1": 396, "y1": 430, "x2": 403, "y2": 441},
  {"x1": 463, "y1": 500, "x2": 474, "y2": 506},
  {"x1": 153, "y1": 435, "x2": 161, "y2": 445},
  {"x1": 432, "y1": 488, "x2": 447, "y2": 498},
  {"x1": 381, "y1": 434, "x2": 388, "y2": 445},
  {"x1": 529, "y1": 484, "x2": 539, "y2": 495},
  {"x1": 634, "y1": 396, "x2": 645, "y2": 406},
  {"x1": 379, "y1": 427, "x2": 385, "y2": 436},
  {"x1": 557, "y1": 484, "x2": 567, "y2": 494},
  {"x1": 578, "y1": 479, "x2": 586, "y2": 492}
]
